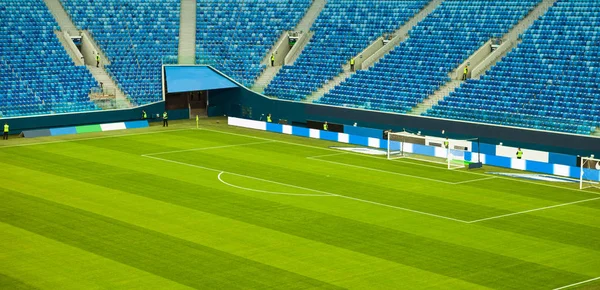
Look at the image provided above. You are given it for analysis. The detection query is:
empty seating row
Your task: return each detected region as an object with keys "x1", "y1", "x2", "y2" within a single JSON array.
[
  {"x1": 265, "y1": 0, "x2": 429, "y2": 101},
  {"x1": 0, "y1": 0, "x2": 99, "y2": 117},
  {"x1": 425, "y1": 0, "x2": 600, "y2": 135},
  {"x1": 318, "y1": 0, "x2": 541, "y2": 114},
  {"x1": 61, "y1": 0, "x2": 180, "y2": 105},
  {"x1": 196, "y1": 0, "x2": 310, "y2": 87}
]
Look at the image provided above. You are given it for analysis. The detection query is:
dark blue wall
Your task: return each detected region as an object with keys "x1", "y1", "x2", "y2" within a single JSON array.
[
  {"x1": 1, "y1": 101, "x2": 189, "y2": 133},
  {"x1": 208, "y1": 84, "x2": 600, "y2": 157}
]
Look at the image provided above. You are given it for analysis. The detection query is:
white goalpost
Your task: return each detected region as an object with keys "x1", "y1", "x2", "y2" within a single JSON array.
[
  {"x1": 580, "y1": 156, "x2": 600, "y2": 190},
  {"x1": 386, "y1": 131, "x2": 478, "y2": 170}
]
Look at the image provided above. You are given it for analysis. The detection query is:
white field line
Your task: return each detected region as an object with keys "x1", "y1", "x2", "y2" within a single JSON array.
[
  {"x1": 553, "y1": 276, "x2": 600, "y2": 290},
  {"x1": 467, "y1": 197, "x2": 600, "y2": 223},
  {"x1": 194, "y1": 127, "x2": 600, "y2": 195},
  {"x1": 143, "y1": 141, "x2": 273, "y2": 156},
  {"x1": 307, "y1": 155, "x2": 456, "y2": 185},
  {"x1": 0, "y1": 128, "x2": 191, "y2": 149},
  {"x1": 143, "y1": 154, "x2": 471, "y2": 223},
  {"x1": 217, "y1": 172, "x2": 333, "y2": 197}
]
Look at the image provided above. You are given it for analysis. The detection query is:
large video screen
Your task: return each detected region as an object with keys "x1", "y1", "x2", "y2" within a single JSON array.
[{"x1": 164, "y1": 66, "x2": 238, "y2": 93}]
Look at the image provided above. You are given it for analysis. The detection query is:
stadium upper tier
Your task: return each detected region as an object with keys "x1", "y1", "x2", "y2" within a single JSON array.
[
  {"x1": 196, "y1": 0, "x2": 311, "y2": 87},
  {"x1": 317, "y1": 0, "x2": 541, "y2": 114},
  {"x1": 264, "y1": 0, "x2": 430, "y2": 101},
  {"x1": 425, "y1": 0, "x2": 600, "y2": 135},
  {"x1": 0, "y1": 0, "x2": 99, "y2": 118},
  {"x1": 61, "y1": 0, "x2": 180, "y2": 105}
]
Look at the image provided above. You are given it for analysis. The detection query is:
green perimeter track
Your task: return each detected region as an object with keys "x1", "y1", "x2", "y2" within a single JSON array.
[{"x1": 0, "y1": 119, "x2": 599, "y2": 289}]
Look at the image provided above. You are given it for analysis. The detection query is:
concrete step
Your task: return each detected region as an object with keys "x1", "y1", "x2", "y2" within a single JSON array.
[
  {"x1": 178, "y1": 0, "x2": 196, "y2": 64},
  {"x1": 54, "y1": 30, "x2": 84, "y2": 66},
  {"x1": 305, "y1": 71, "x2": 353, "y2": 103},
  {"x1": 251, "y1": 66, "x2": 283, "y2": 93},
  {"x1": 409, "y1": 80, "x2": 462, "y2": 115},
  {"x1": 296, "y1": 0, "x2": 326, "y2": 33},
  {"x1": 86, "y1": 65, "x2": 132, "y2": 108},
  {"x1": 361, "y1": 0, "x2": 443, "y2": 70},
  {"x1": 43, "y1": 0, "x2": 78, "y2": 35}
]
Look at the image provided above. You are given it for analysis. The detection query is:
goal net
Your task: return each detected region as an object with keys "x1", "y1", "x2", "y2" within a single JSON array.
[
  {"x1": 386, "y1": 131, "x2": 478, "y2": 170},
  {"x1": 580, "y1": 157, "x2": 600, "y2": 190}
]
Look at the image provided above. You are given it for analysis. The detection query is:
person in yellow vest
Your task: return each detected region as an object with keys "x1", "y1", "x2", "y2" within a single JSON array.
[
  {"x1": 443, "y1": 137, "x2": 449, "y2": 149},
  {"x1": 3, "y1": 123, "x2": 8, "y2": 140},
  {"x1": 350, "y1": 57, "x2": 355, "y2": 71},
  {"x1": 463, "y1": 65, "x2": 469, "y2": 80},
  {"x1": 516, "y1": 148, "x2": 523, "y2": 159},
  {"x1": 162, "y1": 111, "x2": 168, "y2": 127},
  {"x1": 96, "y1": 53, "x2": 100, "y2": 68},
  {"x1": 142, "y1": 110, "x2": 147, "y2": 120},
  {"x1": 266, "y1": 113, "x2": 272, "y2": 123},
  {"x1": 323, "y1": 122, "x2": 328, "y2": 131},
  {"x1": 271, "y1": 53, "x2": 275, "y2": 67}
]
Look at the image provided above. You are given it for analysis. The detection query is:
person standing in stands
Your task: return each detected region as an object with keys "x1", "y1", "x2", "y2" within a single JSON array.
[
  {"x1": 323, "y1": 122, "x2": 328, "y2": 131},
  {"x1": 162, "y1": 111, "x2": 168, "y2": 127},
  {"x1": 266, "y1": 113, "x2": 272, "y2": 123},
  {"x1": 142, "y1": 110, "x2": 147, "y2": 120},
  {"x1": 516, "y1": 148, "x2": 523, "y2": 159},
  {"x1": 3, "y1": 123, "x2": 8, "y2": 140},
  {"x1": 271, "y1": 53, "x2": 275, "y2": 67},
  {"x1": 350, "y1": 57, "x2": 355, "y2": 71},
  {"x1": 463, "y1": 65, "x2": 469, "y2": 80},
  {"x1": 96, "y1": 53, "x2": 100, "y2": 68}
]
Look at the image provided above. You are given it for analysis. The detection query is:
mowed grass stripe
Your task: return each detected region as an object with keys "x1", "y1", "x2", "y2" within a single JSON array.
[
  {"x1": 0, "y1": 148, "x2": 588, "y2": 289},
  {"x1": 0, "y1": 273, "x2": 37, "y2": 290},
  {"x1": 0, "y1": 163, "x2": 488, "y2": 289},
  {"x1": 0, "y1": 222, "x2": 193, "y2": 290},
  {"x1": 0, "y1": 189, "x2": 340, "y2": 290}
]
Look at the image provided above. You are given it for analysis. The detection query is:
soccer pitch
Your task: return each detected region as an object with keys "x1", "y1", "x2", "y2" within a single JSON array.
[{"x1": 1, "y1": 119, "x2": 599, "y2": 290}]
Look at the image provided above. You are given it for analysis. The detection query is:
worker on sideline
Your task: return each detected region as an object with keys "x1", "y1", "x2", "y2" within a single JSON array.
[
  {"x1": 271, "y1": 53, "x2": 275, "y2": 67},
  {"x1": 96, "y1": 53, "x2": 100, "y2": 68},
  {"x1": 266, "y1": 113, "x2": 272, "y2": 123},
  {"x1": 463, "y1": 65, "x2": 469, "y2": 80},
  {"x1": 142, "y1": 110, "x2": 147, "y2": 120},
  {"x1": 323, "y1": 121, "x2": 328, "y2": 131},
  {"x1": 350, "y1": 57, "x2": 355, "y2": 71},
  {"x1": 516, "y1": 148, "x2": 523, "y2": 159},
  {"x1": 162, "y1": 111, "x2": 168, "y2": 127},
  {"x1": 443, "y1": 137, "x2": 449, "y2": 149},
  {"x1": 3, "y1": 123, "x2": 8, "y2": 140}
]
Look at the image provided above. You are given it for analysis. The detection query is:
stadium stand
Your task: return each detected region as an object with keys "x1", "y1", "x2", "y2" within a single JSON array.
[
  {"x1": 264, "y1": 0, "x2": 430, "y2": 101},
  {"x1": 425, "y1": 0, "x2": 600, "y2": 135},
  {"x1": 61, "y1": 0, "x2": 180, "y2": 105},
  {"x1": 0, "y1": 0, "x2": 99, "y2": 117},
  {"x1": 195, "y1": 0, "x2": 311, "y2": 87},
  {"x1": 317, "y1": 0, "x2": 542, "y2": 114}
]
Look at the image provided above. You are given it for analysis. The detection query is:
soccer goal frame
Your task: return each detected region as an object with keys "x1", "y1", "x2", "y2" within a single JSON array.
[
  {"x1": 386, "y1": 131, "x2": 479, "y2": 170},
  {"x1": 580, "y1": 156, "x2": 600, "y2": 190}
]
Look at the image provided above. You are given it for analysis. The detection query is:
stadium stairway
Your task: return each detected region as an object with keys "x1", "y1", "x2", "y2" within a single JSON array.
[
  {"x1": 308, "y1": 0, "x2": 443, "y2": 103},
  {"x1": 408, "y1": 0, "x2": 557, "y2": 115},
  {"x1": 43, "y1": 0, "x2": 132, "y2": 108},
  {"x1": 250, "y1": 0, "x2": 326, "y2": 93},
  {"x1": 178, "y1": 0, "x2": 197, "y2": 64}
]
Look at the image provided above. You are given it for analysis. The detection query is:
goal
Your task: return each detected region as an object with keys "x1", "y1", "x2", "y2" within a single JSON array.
[
  {"x1": 580, "y1": 157, "x2": 600, "y2": 190},
  {"x1": 386, "y1": 131, "x2": 478, "y2": 170}
]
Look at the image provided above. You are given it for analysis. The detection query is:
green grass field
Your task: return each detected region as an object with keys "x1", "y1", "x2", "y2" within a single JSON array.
[{"x1": 1, "y1": 119, "x2": 599, "y2": 289}]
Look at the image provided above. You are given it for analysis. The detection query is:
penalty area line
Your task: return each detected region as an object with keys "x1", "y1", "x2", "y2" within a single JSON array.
[
  {"x1": 217, "y1": 172, "x2": 333, "y2": 197},
  {"x1": 553, "y1": 276, "x2": 600, "y2": 290}
]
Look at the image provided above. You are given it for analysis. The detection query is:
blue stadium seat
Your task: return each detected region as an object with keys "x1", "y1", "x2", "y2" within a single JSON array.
[
  {"x1": 0, "y1": 0, "x2": 99, "y2": 117},
  {"x1": 61, "y1": 0, "x2": 180, "y2": 105},
  {"x1": 425, "y1": 0, "x2": 600, "y2": 135}
]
